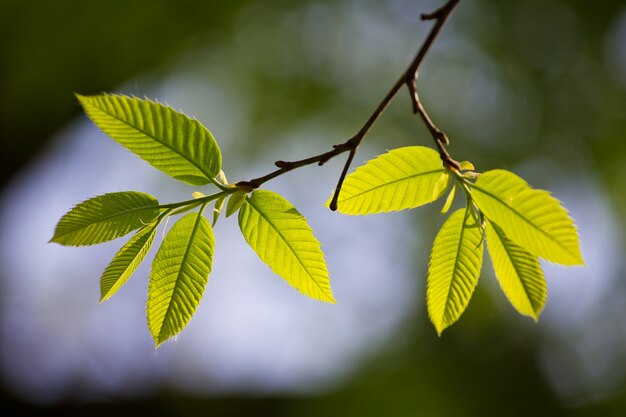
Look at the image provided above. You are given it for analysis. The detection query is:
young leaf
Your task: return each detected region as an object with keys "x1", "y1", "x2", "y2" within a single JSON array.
[
  {"x1": 471, "y1": 169, "x2": 583, "y2": 265},
  {"x1": 212, "y1": 194, "x2": 227, "y2": 226},
  {"x1": 441, "y1": 185, "x2": 456, "y2": 215},
  {"x1": 427, "y1": 208, "x2": 484, "y2": 335},
  {"x1": 238, "y1": 190, "x2": 334, "y2": 303},
  {"x1": 100, "y1": 222, "x2": 159, "y2": 302},
  {"x1": 333, "y1": 146, "x2": 450, "y2": 215},
  {"x1": 485, "y1": 221, "x2": 546, "y2": 320},
  {"x1": 147, "y1": 212, "x2": 215, "y2": 346},
  {"x1": 225, "y1": 190, "x2": 247, "y2": 217},
  {"x1": 459, "y1": 161, "x2": 475, "y2": 171},
  {"x1": 77, "y1": 94, "x2": 222, "y2": 185},
  {"x1": 51, "y1": 191, "x2": 160, "y2": 246}
]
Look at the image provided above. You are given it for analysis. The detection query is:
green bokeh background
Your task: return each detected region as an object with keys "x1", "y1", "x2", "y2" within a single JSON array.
[{"x1": 1, "y1": 0, "x2": 625, "y2": 415}]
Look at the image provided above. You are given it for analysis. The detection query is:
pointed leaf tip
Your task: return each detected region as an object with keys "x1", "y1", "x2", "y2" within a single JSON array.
[{"x1": 51, "y1": 191, "x2": 160, "y2": 246}]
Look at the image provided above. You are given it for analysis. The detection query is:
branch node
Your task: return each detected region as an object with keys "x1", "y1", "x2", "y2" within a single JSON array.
[
  {"x1": 346, "y1": 137, "x2": 359, "y2": 150},
  {"x1": 235, "y1": 180, "x2": 257, "y2": 189},
  {"x1": 406, "y1": 79, "x2": 419, "y2": 114},
  {"x1": 436, "y1": 131, "x2": 450, "y2": 145},
  {"x1": 234, "y1": 0, "x2": 462, "y2": 193}
]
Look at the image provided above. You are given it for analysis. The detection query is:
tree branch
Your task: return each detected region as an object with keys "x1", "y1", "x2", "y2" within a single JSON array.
[{"x1": 236, "y1": 0, "x2": 462, "y2": 209}]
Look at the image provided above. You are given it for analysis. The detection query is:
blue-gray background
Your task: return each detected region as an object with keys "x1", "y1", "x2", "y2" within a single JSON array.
[{"x1": 1, "y1": 0, "x2": 625, "y2": 415}]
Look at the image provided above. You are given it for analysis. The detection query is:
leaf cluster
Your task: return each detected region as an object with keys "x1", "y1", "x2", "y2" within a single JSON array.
[
  {"x1": 52, "y1": 95, "x2": 333, "y2": 346},
  {"x1": 51, "y1": 94, "x2": 583, "y2": 344},
  {"x1": 335, "y1": 147, "x2": 583, "y2": 334}
]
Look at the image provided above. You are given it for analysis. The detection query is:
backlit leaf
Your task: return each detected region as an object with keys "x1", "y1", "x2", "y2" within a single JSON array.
[
  {"x1": 212, "y1": 194, "x2": 227, "y2": 226},
  {"x1": 51, "y1": 191, "x2": 160, "y2": 246},
  {"x1": 147, "y1": 212, "x2": 214, "y2": 346},
  {"x1": 459, "y1": 161, "x2": 475, "y2": 171},
  {"x1": 77, "y1": 94, "x2": 221, "y2": 185},
  {"x1": 333, "y1": 146, "x2": 449, "y2": 215},
  {"x1": 100, "y1": 222, "x2": 159, "y2": 302},
  {"x1": 238, "y1": 190, "x2": 334, "y2": 303},
  {"x1": 441, "y1": 185, "x2": 456, "y2": 215},
  {"x1": 225, "y1": 190, "x2": 247, "y2": 217},
  {"x1": 472, "y1": 169, "x2": 583, "y2": 265},
  {"x1": 427, "y1": 208, "x2": 484, "y2": 335},
  {"x1": 485, "y1": 221, "x2": 546, "y2": 320}
]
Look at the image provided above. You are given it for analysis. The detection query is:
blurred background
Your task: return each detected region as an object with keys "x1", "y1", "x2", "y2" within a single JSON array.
[{"x1": 1, "y1": 0, "x2": 625, "y2": 415}]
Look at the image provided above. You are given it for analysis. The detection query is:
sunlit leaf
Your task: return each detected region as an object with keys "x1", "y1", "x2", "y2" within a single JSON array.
[
  {"x1": 51, "y1": 191, "x2": 160, "y2": 246},
  {"x1": 212, "y1": 194, "x2": 227, "y2": 226},
  {"x1": 441, "y1": 185, "x2": 456, "y2": 215},
  {"x1": 100, "y1": 222, "x2": 159, "y2": 302},
  {"x1": 472, "y1": 169, "x2": 583, "y2": 265},
  {"x1": 225, "y1": 190, "x2": 247, "y2": 217},
  {"x1": 218, "y1": 170, "x2": 228, "y2": 185},
  {"x1": 459, "y1": 161, "x2": 475, "y2": 171},
  {"x1": 238, "y1": 190, "x2": 334, "y2": 303},
  {"x1": 485, "y1": 221, "x2": 546, "y2": 320},
  {"x1": 77, "y1": 94, "x2": 221, "y2": 185},
  {"x1": 427, "y1": 208, "x2": 484, "y2": 335},
  {"x1": 333, "y1": 146, "x2": 449, "y2": 215},
  {"x1": 147, "y1": 212, "x2": 214, "y2": 346}
]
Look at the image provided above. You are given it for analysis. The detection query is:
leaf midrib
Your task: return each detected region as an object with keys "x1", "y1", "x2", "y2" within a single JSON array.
[
  {"x1": 55, "y1": 205, "x2": 160, "y2": 239},
  {"x1": 441, "y1": 210, "x2": 471, "y2": 327},
  {"x1": 246, "y1": 198, "x2": 331, "y2": 300},
  {"x1": 340, "y1": 169, "x2": 446, "y2": 202},
  {"x1": 472, "y1": 184, "x2": 576, "y2": 258},
  {"x1": 157, "y1": 213, "x2": 206, "y2": 342},
  {"x1": 89, "y1": 99, "x2": 214, "y2": 181},
  {"x1": 490, "y1": 222, "x2": 541, "y2": 314}
]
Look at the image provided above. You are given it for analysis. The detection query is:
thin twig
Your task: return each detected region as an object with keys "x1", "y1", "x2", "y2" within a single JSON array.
[{"x1": 236, "y1": 0, "x2": 462, "y2": 207}]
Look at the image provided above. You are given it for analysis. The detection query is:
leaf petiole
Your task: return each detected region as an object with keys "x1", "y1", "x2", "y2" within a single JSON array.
[{"x1": 158, "y1": 189, "x2": 236, "y2": 212}]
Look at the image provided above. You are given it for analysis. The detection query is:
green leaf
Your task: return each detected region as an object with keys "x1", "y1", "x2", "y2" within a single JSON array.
[
  {"x1": 147, "y1": 212, "x2": 215, "y2": 346},
  {"x1": 485, "y1": 221, "x2": 546, "y2": 320},
  {"x1": 217, "y1": 170, "x2": 228, "y2": 186},
  {"x1": 51, "y1": 191, "x2": 160, "y2": 246},
  {"x1": 100, "y1": 222, "x2": 159, "y2": 302},
  {"x1": 238, "y1": 190, "x2": 334, "y2": 303},
  {"x1": 441, "y1": 184, "x2": 456, "y2": 215},
  {"x1": 212, "y1": 194, "x2": 227, "y2": 226},
  {"x1": 77, "y1": 94, "x2": 221, "y2": 185},
  {"x1": 225, "y1": 190, "x2": 247, "y2": 217},
  {"x1": 333, "y1": 146, "x2": 450, "y2": 215},
  {"x1": 471, "y1": 169, "x2": 583, "y2": 265},
  {"x1": 459, "y1": 161, "x2": 475, "y2": 171},
  {"x1": 427, "y1": 208, "x2": 484, "y2": 335}
]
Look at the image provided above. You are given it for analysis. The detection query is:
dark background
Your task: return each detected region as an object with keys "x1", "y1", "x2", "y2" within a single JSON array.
[{"x1": 1, "y1": 0, "x2": 626, "y2": 415}]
